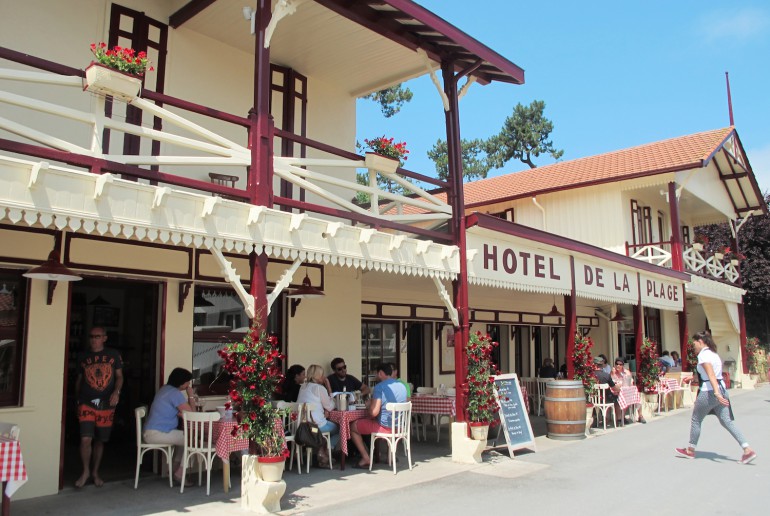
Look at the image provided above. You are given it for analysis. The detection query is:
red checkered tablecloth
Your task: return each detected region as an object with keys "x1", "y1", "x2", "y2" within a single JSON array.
[
  {"x1": 659, "y1": 378, "x2": 680, "y2": 392},
  {"x1": 617, "y1": 386, "x2": 641, "y2": 411},
  {"x1": 0, "y1": 437, "x2": 27, "y2": 497},
  {"x1": 327, "y1": 409, "x2": 368, "y2": 456},
  {"x1": 211, "y1": 418, "x2": 285, "y2": 461},
  {"x1": 410, "y1": 395, "x2": 456, "y2": 417}
]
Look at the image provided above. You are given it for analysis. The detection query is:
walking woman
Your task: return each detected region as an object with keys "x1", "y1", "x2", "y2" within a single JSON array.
[{"x1": 675, "y1": 331, "x2": 756, "y2": 464}]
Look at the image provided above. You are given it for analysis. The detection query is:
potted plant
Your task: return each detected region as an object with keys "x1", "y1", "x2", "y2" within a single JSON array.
[
  {"x1": 746, "y1": 337, "x2": 767, "y2": 382},
  {"x1": 714, "y1": 246, "x2": 726, "y2": 261},
  {"x1": 84, "y1": 42, "x2": 153, "y2": 101},
  {"x1": 362, "y1": 135, "x2": 409, "y2": 174},
  {"x1": 572, "y1": 333, "x2": 597, "y2": 432},
  {"x1": 722, "y1": 247, "x2": 745, "y2": 266},
  {"x1": 463, "y1": 331, "x2": 500, "y2": 441},
  {"x1": 638, "y1": 336, "x2": 662, "y2": 408},
  {"x1": 692, "y1": 234, "x2": 708, "y2": 251},
  {"x1": 685, "y1": 338, "x2": 699, "y2": 391},
  {"x1": 218, "y1": 321, "x2": 288, "y2": 482}
]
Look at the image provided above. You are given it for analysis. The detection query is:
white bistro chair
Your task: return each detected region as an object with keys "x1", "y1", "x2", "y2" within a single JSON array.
[
  {"x1": 679, "y1": 372, "x2": 696, "y2": 407},
  {"x1": 519, "y1": 377, "x2": 537, "y2": 413},
  {"x1": 590, "y1": 384, "x2": 617, "y2": 431},
  {"x1": 180, "y1": 411, "x2": 220, "y2": 495},
  {"x1": 134, "y1": 406, "x2": 174, "y2": 489},
  {"x1": 275, "y1": 401, "x2": 304, "y2": 474},
  {"x1": 535, "y1": 378, "x2": 550, "y2": 416},
  {"x1": 369, "y1": 402, "x2": 413, "y2": 474},
  {"x1": 0, "y1": 422, "x2": 20, "y2": 440},
  {"x1": 295, "y1": 402, "x2": 333, "y2": 472}
]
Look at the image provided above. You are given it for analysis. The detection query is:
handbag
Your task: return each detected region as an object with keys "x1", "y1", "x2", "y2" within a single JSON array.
[{"x1": 294, "y1": 408, "x2": 324, "y2": 449}]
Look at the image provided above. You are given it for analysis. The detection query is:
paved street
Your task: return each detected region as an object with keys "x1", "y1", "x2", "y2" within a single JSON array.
[
  {"x1": 14, "y1": 386, "x2": 767, "y2": 515},
  {"x1": 307, "y1": 386, "x2": 769, "y2": 516}
]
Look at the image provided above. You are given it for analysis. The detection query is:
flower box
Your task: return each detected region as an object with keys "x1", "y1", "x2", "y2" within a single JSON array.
[
  {"x1": 730, "y1": 259, "x2": 740, "y2": 266},
  {"x1": 692, "y1": 243, "x2": 703, "y2": 251},
  {"x1": 83, "y1": 62, "x2": 141, "y2": 102},
  {"x1": 365, "y1": 152, "x2": 400, "y2": 174},
  {"x1": 714, "y1": 252, "x2": 724, "y2": 260}
]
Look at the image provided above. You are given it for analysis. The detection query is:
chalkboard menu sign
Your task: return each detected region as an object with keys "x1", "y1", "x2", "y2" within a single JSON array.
[{"x1": 493, "y1": 373, "x2": 536, "y2": 457}]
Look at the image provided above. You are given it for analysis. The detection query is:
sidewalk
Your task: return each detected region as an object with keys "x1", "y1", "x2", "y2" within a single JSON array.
[{"x1": 14, "y1": 388, "x2": 735, "y2": 515}]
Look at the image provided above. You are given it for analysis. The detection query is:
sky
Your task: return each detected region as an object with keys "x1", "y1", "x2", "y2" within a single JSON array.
[{"x1": 356, "y1": 1, "x2": 770, "y2": 193}]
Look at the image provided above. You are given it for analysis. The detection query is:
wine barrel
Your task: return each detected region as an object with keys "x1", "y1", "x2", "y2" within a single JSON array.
[{"x1": 544, "y1": 380, "x2": 587, "y2": 440}]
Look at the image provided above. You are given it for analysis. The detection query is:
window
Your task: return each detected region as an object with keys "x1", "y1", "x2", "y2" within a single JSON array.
[
  {"x1": 657, "y1": 211, "x2": 666, "y2": 243},
  {"x1": 192, "y1": 288, "x2": 283, "y2": 393},
  {"x1": 630, "y1": 200, "x2": 652, "y2": 245},
  {"x1": 490, "y1": 208, "x2": 514, "y2": 222},
  {"x1": 681, "y1": 226, "x2": 690, "y2": 244},
  {"x1": 0, "y1": 271, "x2": 26, "y2": 406},
  {"x1": 361, "y1": 321, "x2": 398, "y2": 388}
]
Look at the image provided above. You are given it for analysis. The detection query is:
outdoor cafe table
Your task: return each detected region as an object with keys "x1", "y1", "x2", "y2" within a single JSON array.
[
  {"x1": 327, "y1": 408, "x2": 368, "y2": 470},
  {"x1": 211, "y1": 418, "x2": 285, "y2": 493},
  {"x1": 0, "y1": 436, "x2": 27, "y2": 516},
  {"x1": 617, "y1": 386, "x2": 641, "y2": 419}
]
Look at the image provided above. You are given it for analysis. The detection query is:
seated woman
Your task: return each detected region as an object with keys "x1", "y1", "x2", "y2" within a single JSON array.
[
  {"x1": 538, "y1": 358, "x2": 558, "y2": 379},
  {"x1": 143, "y1": 367, "x2": 197, "y2": 485},
  {"x1": 297, "y1": 364, "x2": 339, "y2": 467},
  {"x1": 610, "y1": 358, "x2": 646, "y2": 424},
  {"x1": 276, "y1": 364, "x2": 306, "y2": 402}
]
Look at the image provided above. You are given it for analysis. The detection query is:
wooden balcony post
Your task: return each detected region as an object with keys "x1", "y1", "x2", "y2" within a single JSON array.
[
  {"x1": 565, "y1": 257, "x2": 577, "y2": 379},
  {"x1": 248, "y1": 0, "x2": 274, "y2": 209},
  {"x1": 678, "y1": 297, "x2": 689, "y2": 371},
  {"x1": 668, "y1": 182, "x2": 683, "y2": 271},
  {"x1": 442, "y1": 61, "x2": 469, "y2": 422}
]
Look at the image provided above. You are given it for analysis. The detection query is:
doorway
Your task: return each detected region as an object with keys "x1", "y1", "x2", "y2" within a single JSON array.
[
  {"x1": 62, "y1": 277, "x2": 160, "y2": 488},
  {"x1": 406, "y1": 323, "x2": 431, "y2": 390}
]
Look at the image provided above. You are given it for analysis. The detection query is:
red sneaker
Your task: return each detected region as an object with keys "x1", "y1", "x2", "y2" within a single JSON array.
[
  {"x1": 739, "y1": 450, "x2": 757, "y2": 464},
  {"x1": 675, "y1": 447, "x2": 695, "y2": 459}
]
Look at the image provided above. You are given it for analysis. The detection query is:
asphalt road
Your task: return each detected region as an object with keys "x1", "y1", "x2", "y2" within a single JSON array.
[{"x1": 309, "y1": 386, "x2": 769, "y2": 516}]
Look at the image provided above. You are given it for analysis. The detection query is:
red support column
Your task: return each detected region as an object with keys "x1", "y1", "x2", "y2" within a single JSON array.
[
  {"x1": 738, "y1": 303, "x2": 749, "y2": 374},
  {"x1": 565, "y1": 256, "x2": 577, "y2": 379},
  {"x1": 633, "y1": 275, "x2": 644, "y2": 386},
  {"x1": 678, "y1": 296, "x2": 689, "y2": 371},
  {"x1": 668, "y1": 182, "x2": 683, "y2": 272},
  {"x1": 442, "y1": 62, "x2": 470, "y2": 423},
  {"x1": 247, "y1": 0, "x2": 273, "y2": 326}
]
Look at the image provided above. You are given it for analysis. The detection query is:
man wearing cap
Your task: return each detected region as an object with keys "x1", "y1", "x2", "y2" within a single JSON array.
[{"x1": 593, "y1": 355, "x2": 619, "y2": 424}]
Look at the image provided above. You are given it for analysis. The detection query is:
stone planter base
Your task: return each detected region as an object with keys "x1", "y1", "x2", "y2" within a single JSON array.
[
  {"x1": 241, "y1": 455, "x2": 286, "y2": 514},
  {"x1": 451, "y1": 422, "x2": 485, "y2": 464}
]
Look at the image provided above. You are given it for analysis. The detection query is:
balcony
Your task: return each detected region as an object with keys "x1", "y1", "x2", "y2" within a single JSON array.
[
  {"x1": 626, "y1": 241, "x2": 740, "y2": 285},
  {"x1": 0, "y1": 47, "x2": 452, "y2": 243}
]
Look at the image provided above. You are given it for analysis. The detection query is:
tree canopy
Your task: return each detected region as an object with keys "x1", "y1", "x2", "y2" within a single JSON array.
[
  {"x1": 427, "y1": 100, "x2": 562, "y2": 181},
  {"x1": 362, "y1": 84, "x2": 414, "y2": 118}
]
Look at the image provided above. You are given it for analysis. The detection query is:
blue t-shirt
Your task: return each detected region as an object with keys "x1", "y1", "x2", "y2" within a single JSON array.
[
  {"x1": 145, "y1": 385, "x2": 186, "y2": 433},
  {"x1": 373, "y1": 378, "x2": 407, "y2": 428}
]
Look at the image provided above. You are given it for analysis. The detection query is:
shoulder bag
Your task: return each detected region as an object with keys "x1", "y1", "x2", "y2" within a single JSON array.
[{"x1": 294, "y1": 407, "x2": 324, "y2": 449}]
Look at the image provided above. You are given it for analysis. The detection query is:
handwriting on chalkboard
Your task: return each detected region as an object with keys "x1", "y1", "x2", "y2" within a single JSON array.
[{"x1": 492, "y1": 373, "x2": 536, "y2": 456}]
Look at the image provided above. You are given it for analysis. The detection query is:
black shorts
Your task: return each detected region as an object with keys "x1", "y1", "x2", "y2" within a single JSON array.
[{"x1": 78, "y1": 403, "x2": 115, "y2": 442}]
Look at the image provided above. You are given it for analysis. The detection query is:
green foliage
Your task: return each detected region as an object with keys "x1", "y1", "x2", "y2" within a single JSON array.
[
  {"x1": 464, "y1": 331, "x2": 500, "y2": 424},
  {"x1": 746, "y1": 336, "x2": 768, "y2": 378},
  {"x1": 486, "y1": 100, "x2": 563, "y2": 170},
  {"x1": 427, "y1": 138, "x2": 491, "y2": 181},
  {"x1": 638, "y1": 337, "x2": 662, "y2": 394},
  {"x1": 363, "y1": 84, "x2": 414, "y2": 118},
  {"x1": 426, "y1": 100, "x2": 562, "y2": 179},
  {"x1": 90, "y1": 42, "x2": 152, "y2": 76},
  {"x1": 218, "y1": 321, "x2": 286, "y2": 456}
]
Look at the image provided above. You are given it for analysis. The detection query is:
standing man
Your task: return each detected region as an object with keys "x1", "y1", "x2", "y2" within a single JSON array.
[
  {"x1": 349, "y1": 363, "x2": 407, "y2": 468},
  {"x1": 326, "y1": 357, "x2": 370, "y2": 395},
  {"x1": 75, "y1": 327, "x2": 123, "y2": 488}
]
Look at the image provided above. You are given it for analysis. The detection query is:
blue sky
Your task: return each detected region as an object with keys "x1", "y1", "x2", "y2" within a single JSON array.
[{"x1": 356, "y1": 1, "x2": 770, "y2": 193}]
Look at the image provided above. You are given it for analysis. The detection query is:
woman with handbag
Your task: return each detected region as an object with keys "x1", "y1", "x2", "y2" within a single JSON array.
[
  {"x1": 297, "y1": 364, "x2": 339, "y2": 467},
  {"x1": 675, "y1": 331, "x2": 756, "y2": 464}
]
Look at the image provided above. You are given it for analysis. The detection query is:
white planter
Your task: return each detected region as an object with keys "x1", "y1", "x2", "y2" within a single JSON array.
[
  {"x1": 365, "y1": 152, "x2": 400, "y2": 174},
  {"x1": 257, "y1": 456, "x2": 285, "y2": 482},
  {"x1": 84, "y1": 62, "x2": 141, "y2": 101},
  {"x1": 468, "y1": 423, "x2": 489, "y2": 441},
  {"x1": 730, "y1": 259, "x2": 740, "y2": 266},
  {"x1": 692, "y1": 243, "x2": 703, "y2": 251},
  {"x1": 714, "y1": 253, "x2": 724, "y2": 260}
]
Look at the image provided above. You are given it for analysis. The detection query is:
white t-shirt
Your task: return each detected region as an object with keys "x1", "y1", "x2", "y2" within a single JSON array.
[
  {"x1": 297, "y1": 381, "x2": 334, "y2": 426},
  {"x1": 696, "y1": 347, "x2": 723, "y2": 392}
]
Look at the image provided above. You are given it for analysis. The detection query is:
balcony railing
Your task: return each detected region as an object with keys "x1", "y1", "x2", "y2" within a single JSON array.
[
  {"x1": 626, "y1": 241, "x2": 740, "y2": 285},
  {"x1": 0, "y1": 46, "x2": 452, "y2": 242}
]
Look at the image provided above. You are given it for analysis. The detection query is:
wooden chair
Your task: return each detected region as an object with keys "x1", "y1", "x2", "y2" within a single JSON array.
[
  {"x1": 590, "y1": 384, "x2": 617, "y2": 431},
  {"x1": 369, "y1": 402, "x2": 413, "y2": 474},
  {"x1": 275, "y1": 401, "x2": 303, "y2": 474},
  {"x1": 134, "y1": 406, "x2": 174, "y2": 489},
  {"x1": 295, "y1": 402, "x2": 333, "y2": 472},
  {"x1": 180, "y1": 411, "x2": 220, "y2": 495},
  {"x1": 0, "y1": 422, "x2": 19, "y2": 440}
]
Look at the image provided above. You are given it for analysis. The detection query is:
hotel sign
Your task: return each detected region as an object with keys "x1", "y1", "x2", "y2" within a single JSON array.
[
  {"x1": 640, "y1": 273, "x2": 683, "y2": 311},
  {"x1": 574, "y1": 258, "x2": 638, "y2": 305},
  {"x1": 466, "y1": 233, "x2": 571, "y2": 294}
]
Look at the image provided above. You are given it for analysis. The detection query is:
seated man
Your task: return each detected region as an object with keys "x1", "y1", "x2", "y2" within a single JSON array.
[
  {"x1": 349, "y1": 363, "x2": 407, "y2": 468},
  {"x1": 593, "y1": 356, "x2": 619, "y2": 423},
  {"x1": 327, "y1": 357, "x2": 370, "y2": 395},
  {"x1": 659, "y1": 351, "x2": 675, "y2": 373}
]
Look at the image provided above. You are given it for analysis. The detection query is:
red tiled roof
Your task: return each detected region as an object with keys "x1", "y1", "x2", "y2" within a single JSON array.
[{"x1": 462, "y1": 127, "x2": 734, "y2": 207}]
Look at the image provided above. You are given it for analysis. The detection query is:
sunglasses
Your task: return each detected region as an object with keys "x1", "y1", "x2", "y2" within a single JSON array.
[
  {"x1": 336, "y1": 365, "x2": 347, "y2": 372},
  {"x1": 90, "y1": 335, "x2": 106, "y2": 339},
  {"x1": 615, "y1": 362, "x2": 624, "y2": 366}
]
